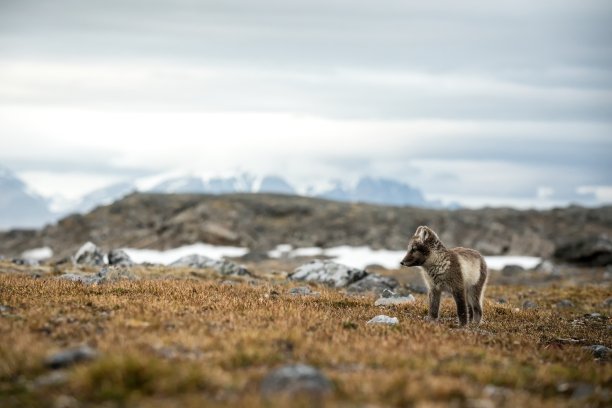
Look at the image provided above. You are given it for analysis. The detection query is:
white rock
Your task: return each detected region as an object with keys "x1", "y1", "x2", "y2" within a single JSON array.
[
  {"x1": 375, "y1": 294, "x2": 416, "y2": 306},
  {"x1": 290, "y1": 260, "x2": 367, "y2": 288},
  {"x1": 367, "y1": 315, "x2": 399, "y2": 325}
]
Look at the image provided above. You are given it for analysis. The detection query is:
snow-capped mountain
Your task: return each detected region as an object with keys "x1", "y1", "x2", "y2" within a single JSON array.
[
  {"x1": 0, "y1": 166, "x2": 441, "y2": 230},
  {"x1": 316, "y1": 176, "x2": 429, "y2": 207},
  {"x1": 68, "y1": 172, "x2": 434, "y2": 214},
  {"x1": 0, "y1": 166, "x2": 54, "y2": 230}
]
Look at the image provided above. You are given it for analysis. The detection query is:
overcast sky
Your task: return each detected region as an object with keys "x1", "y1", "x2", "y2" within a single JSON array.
[{"x1": 1, "y1": 0, "x2": 611, "y2": 207}]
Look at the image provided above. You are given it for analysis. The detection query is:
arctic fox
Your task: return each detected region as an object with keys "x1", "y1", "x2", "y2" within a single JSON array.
[{"x1": 401, "y1": 226, "x2": 488, "y2": 325}]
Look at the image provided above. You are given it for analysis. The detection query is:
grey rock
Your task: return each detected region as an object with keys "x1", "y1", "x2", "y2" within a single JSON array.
[
  {"x1": 57, "y1": 273, "x2": 102, "y2": 285},
  {"x1": 556, "y1": 299, "x2": 575, "y2": 308},
  {"x1": 12, "y1": 258, "x2": 39, "y2": 266},
  {"x1": 170, "y1": 254, "x2": 250, "y2": 276},
  {"x1": 215, "y1": 260, "x2": 250, "y2": 276},
  {"x1": 260, "y1": 364, "x2": 332, "y2": 396},
  {"x1": 291, "y1": 260, "x2": 367, "y2": 288},
  {"x1": 554, "y1": 233, "x2": 612, "y2": 266},
  {"x1": 0, "y1": 304, "x2": 14, "y2": 312},
  {"x1": 374, "y1": 292, "x2": 416, "y2": 306},
  {"x1": 532, "y1": 260, "x2": 557, "y2": 274},
  {"x1": 496, "y1": 297, "x2": 508, "y2": 304},
  {"x1": 170, "y1": 254, "x2": 218, "y2": 268},
  {"x1": 501, "y1": 264, "x2": 525, "y2": 276},
  {"x1": 522, "y1": 300, "x2": 537, "y2": 310},
  {"x1": 602, "y1": 297, "x2": 612, "y2": 307},
  {"x1": 346, "y1": 274, "x2": 398, "y2": 294},
  {"x1": 97, "y1": 266, "x2": 137, "y2": 281},
  {"x1": 571, "y1": 383, "x2": 595, "y2": 400},
  {"x1": 45, "y1": 345, "x2": 98, "y2": 369},
  {"x1": 108, "y1": 249, "x2": 133, "y2": 266},
  {"x1": 33, "y1": 370, "x2": 69, "y2": 387},
  {"x1": 289, "y1": 286, "x2": 320, "y2": 296},
  {"x1": 74, "y1": 242, "x2": 105, "y2": 266},
  {"x1": 367, "y1": 315, "x2": 399, "y2": 325},
  {"x1": 585, "y1": 345, "x2": 611, "y2": 359}
]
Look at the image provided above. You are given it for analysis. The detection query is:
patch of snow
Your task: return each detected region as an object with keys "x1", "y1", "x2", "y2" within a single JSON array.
[
  {"x1": 484, "y1": 256, "x2": 542, "y2": 270},
  {"x1": 269, "y1": 244, "x2": 541, "y2": 271},
  {"x1": 122, "y1": 243, "x2": 248, "y2": 265},
  {"x1": 21, "y1": 247, "x2": 53, "y2": 261}
]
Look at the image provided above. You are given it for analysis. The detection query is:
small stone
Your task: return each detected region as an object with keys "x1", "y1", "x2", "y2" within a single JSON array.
[
  {"x1": 496, "y1": 297, "x2": 508, "y2": 304},
  {"x1": 45, "y1": 345, "x2": 98, "y2": 369},
  {"x1": 585, "y1": 345, "x2": 611, "y2": 359},
  {"x1": 602, "y1": 297, "x2": 612, "y2": 307},
  {"x1": 57, "y1": 273, "x2": 102, "y2": 285},
  {"x1": 289, "y1": 286, "x2": 319, "y2": 296},
  {"x1": 571, "y1": 383, "x2": 594, "y2": 400},
  {"x1": 107, "y1": 249, "x2": 133, "y2": 266},
  {"x1": 97, "y1": 266, "x2": 137, "y2": 281},
  {"x1": 556, "y1": 299, "x2": 575, "y2": 308},
  {"x1": 374, "y1": 294, "x2": 416, "y2": 306},
  {"x1": 12, "y1": 258, "x2": 39, "y2": 266},
  {"x1": 501, "y1": 264, "x2": 525, "y2": 276},
  {"x1": 33, "y1": 370, "x2": 69, "y2": 387},
  {"x1": 0, "y1": 304, "x2": 14, "y2": 313},
  {"x1": 260, "y1": 364, "x2": 332, "y2": 397},
  {"x1": 74, "y1": 242, "x2": 105, "y2": 266},
  {"x1": 585, "y1": 312, "x2": 602, "y2": 318},
  {"x1": 367, "y1": 315, "x2": 399, "y2": 325},
  {"x1": 522, "y1": 300, "x2": 537, "y2": 310}
]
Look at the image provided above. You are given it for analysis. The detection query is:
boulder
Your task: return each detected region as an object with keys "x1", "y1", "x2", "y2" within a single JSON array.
[
  {"x1": 346, "y1": 274, "x2": 398, "y2": 294},
  {"x1": 554, "y1": 234, "x2": 612, "y2": 266},
  {"x1": 108, "y1": 249, "x2": 133, "y2": 266},
  {"x1": 74, "y1": 242, "x2": 105, "y2": 266},
  {"x1": 290, "y1": 260, "x2": 367, "y2": 288},
  {"x1": 260, "y1": 364, "x2": 332, "y2": 397}
]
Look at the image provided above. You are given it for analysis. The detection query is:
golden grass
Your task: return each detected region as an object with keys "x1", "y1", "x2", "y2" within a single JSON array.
[{"x1": 0, "y1": 265, "x2": 610, "y2": 407}]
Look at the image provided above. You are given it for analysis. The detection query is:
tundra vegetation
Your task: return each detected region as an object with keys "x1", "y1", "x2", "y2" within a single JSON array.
[{"x1": 0, "y1": 260, "x2": 610, "y2": 407}]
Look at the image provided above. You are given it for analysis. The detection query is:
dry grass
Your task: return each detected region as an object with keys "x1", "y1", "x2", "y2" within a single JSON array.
[{"x1": 0, "y1": 262, "x2": 610, "y2": 407}]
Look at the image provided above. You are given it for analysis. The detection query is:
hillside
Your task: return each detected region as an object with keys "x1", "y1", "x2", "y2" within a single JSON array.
[{"x1": 1, "y1": 193, "x2": 611, "y2": 263}]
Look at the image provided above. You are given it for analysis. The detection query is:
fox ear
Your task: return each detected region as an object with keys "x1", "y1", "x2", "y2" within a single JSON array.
[{"x1": 415, "y1": 226, "x2": 429, "y2": 241}]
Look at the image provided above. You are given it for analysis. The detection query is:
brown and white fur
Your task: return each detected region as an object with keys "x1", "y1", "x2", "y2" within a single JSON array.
[{"x1": 400, "y1": 226, "x2": 488, "y2": 325}]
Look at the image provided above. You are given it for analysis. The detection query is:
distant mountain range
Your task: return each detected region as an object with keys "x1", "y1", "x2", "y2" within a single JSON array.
[
  {"x1": 0, "y1": 167, "x2": 53, "y2": 230},
  {"x1": 0, "y1": 166, "x2": 445, "y2": 230}
]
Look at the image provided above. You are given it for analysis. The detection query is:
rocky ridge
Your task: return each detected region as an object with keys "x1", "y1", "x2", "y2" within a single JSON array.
[{"x1": 0, "y1": 193, "x2": 611, "y2": 265}]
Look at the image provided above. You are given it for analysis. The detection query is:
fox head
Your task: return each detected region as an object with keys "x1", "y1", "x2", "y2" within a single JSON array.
[{"x1": 400, "y1": 226, "x2": 443, "y2": 267}]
